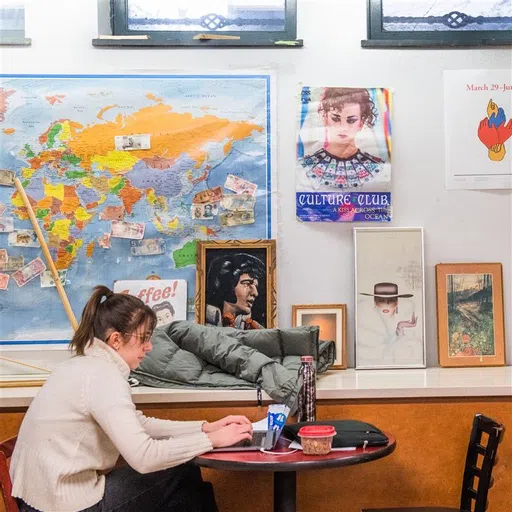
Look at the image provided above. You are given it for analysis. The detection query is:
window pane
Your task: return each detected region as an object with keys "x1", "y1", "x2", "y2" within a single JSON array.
[
  {"x1": 382, "y1": 0, "x2": 512, "y2": 32},
  {"x1": 0, "y1": 4, "x2": 26, "y2": 43},
  {"x1": 127, "y1": 0, "x2": 286, "y2": 32}
]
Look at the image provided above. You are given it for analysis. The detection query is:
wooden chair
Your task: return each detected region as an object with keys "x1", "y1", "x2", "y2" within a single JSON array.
[
  {"x1": 362, "y1": 414, "x2": 505, "y2": 512},
  {"x1": 0, "y1": 436, "x2": 19, "y2": 512}
]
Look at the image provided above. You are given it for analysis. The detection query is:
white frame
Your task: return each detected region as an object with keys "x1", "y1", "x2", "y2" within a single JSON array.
[{"x1": 354, "y1": 226, "x2": 426, "y2": 369}]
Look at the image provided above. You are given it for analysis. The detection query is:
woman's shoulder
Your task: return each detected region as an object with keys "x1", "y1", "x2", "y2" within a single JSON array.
[{"x1": 56, "y1": 352, "x2": 120, "y2": 377}]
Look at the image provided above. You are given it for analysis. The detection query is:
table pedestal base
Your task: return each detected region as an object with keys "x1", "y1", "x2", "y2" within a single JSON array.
[{"x1": 274, "y1": 471, "x2": 296, "y2": 512}]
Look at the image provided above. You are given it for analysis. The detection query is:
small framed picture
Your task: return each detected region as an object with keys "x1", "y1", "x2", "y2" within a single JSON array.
[
  {"x1": 436, "y1": 263, "x2": 506, "y2": 367},
  {"x1": 354, "y1": 227, "x2": 426, "y2": 369},
  {"x1": 196, "y1": 239, "x2": 277, "y2": 330},
  {"x1": 292, "y1": 304, "x2": 347, "y2": 369}
]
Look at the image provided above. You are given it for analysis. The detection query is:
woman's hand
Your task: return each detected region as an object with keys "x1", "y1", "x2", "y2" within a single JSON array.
[
  {"x1": 202, "y1": 415, "x2": 252, "y2": 434},
  {"x1": 206, "y1": 423, "x2": 253, "y2": 448}
]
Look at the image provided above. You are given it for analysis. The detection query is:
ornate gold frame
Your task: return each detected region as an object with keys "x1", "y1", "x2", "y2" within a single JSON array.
[{"x1": 195, "y1": 239, "x2": 277, "y2": 328}]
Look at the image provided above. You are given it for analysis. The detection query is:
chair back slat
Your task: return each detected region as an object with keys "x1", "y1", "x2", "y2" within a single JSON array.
[
  {"x1": 460, "y1": 414, "x2": 505, "y2": 512},
  {"x1": 0, "y1": 436, "x2": 19, "y2": 512},
  {"x1": 475, "y1": 444, "x2": 486, "y2": 455},
  {"x1": 0, "y1": 439, "x2": 17, "y2": 459}
]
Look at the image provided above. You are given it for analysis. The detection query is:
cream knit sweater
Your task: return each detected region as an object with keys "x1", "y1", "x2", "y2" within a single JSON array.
[{"x1": 10, "y1": 338, "x2": 213, "y2": 512}]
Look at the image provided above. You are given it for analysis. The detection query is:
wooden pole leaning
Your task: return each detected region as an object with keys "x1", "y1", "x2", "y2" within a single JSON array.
[
  {"x1": 13, "y1": 177, "x2": 79, "y2": 331},
  {"x1": 0, "y1": 355, "x2": 50, "y2": 373}
]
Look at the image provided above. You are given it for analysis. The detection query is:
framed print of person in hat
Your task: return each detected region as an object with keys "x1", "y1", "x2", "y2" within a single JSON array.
[
  {"x1": 356, "y1": 281, "x2": 422, "y2": 368},
  {"x1": 354, "y1": 226, "x2": 425, "y2": 369}
]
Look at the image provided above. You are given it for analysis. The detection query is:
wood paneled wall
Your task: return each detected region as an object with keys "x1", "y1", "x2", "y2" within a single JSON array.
[{"x1": 1, "y1": 397, "x2": 510, "y2": 512}]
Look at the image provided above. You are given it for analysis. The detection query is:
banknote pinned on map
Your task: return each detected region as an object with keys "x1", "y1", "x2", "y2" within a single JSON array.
[
  {"x1": 192, "y1": 186, "x2": 223, "y2": 204},
  {"x1": 191, "y1": 203, "x2": 218, "y2": 220},
  {"x1": 111, "y1": 220, "x2": 145, "y2": 239},
  {"x1": 12, "y1": 257, "x2": 47, "y2": 287},
  {"x1": 224, "y1": 174, "x2": 258, "y2": 196},
  {"x1": 0, "y1": 255, "x2": 24, "y2": 272},
  {"x1": 220, "y1": 194, "x2": 256, "y2": 212},
  {"x1": 0, "y1": 169, "x2": 15, "y2": 187},
  {"x1": 220, "y1": 211, "x2": 255, "y2": 227},
  {"x1": 100, "y1": 206, "x2": 125, "y2": 221},
  {"x1": 98, "y1": 233, "x2": 111, "y2": 249},
  {"x1": 0, "y1": 217, "x2": 14, "y2": 233},
  {"x1": 0, "y1": 273, "x2": 9, "y2": 291},
  {"x1": 130, "y1": 238, "x2": 166, "y2": 256},
  {"x1": 40, "y1": 269, "x2": 67, "y2": 288},
  {"x1": 8, "y1": 229, "x2": 40, "y2": 247},
  {"x1": 114, "y1": 134, "x2": 151, "y2": 151},
  {"x1": 0, "y1": 249, "x2": 7, "y2": 265}
]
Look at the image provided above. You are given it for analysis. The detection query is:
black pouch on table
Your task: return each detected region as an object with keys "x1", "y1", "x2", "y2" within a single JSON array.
[{"x1": 283, "y1": 419, "x2": 389, "y2": 448}]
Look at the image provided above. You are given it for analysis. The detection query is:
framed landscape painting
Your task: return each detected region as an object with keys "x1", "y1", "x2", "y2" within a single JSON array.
[
  {"x1": 436, "y1": 263, "x2": 505, "y2": 367},
  {"x1": 354, "y1": 227, "x2": 426, "y2": 369},
  {"x1": 292, "y1": 304, "x2": 347, "y2": 369}
]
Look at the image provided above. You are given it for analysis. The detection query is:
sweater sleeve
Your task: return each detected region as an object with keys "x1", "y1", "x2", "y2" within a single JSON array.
[
  {"x1": 135, "y1": 410, "x2": 206, "y2": 438},
  {"x1": 86, "y1": 368, "x2": 213, "y2": 474}
]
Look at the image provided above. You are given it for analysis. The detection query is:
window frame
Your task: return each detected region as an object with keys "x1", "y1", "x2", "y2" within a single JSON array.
[
  {"x1": 0, "y1": 5, "x2": 31, "y2": 46},
  {"x1": 109, "y1": 0, "x2": 300, "y2": 47},
  {"x1": 363, "y1": 0, "x2": 512, "y2": 48}
]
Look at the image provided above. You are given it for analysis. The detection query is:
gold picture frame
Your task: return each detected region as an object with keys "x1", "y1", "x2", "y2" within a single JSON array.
[
  {"x1": 436, "y1": 262, "x2": 506, "y2": 368},
  {"x1": 292, "y1": 304, "x2": 347, "y2": 369},
  {"x1": 196, "y1": 239, "x2": 277, "y2": 329}
]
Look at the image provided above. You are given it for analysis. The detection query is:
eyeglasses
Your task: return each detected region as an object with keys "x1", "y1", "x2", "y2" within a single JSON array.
[{"x1": 124, "y1": 332, "x2": 153, "y2": 344}]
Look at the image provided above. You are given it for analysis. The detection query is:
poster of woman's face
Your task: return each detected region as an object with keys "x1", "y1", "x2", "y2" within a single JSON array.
[
  {"x1": 297, "y1": 86, "x2": 392, "y2": 193},
  {"x1": 296, "y1": 86, "x2": 393, "y2": 223},
  {"x1": 196, "y1": 240, "x2": 277, "y2": 330}
]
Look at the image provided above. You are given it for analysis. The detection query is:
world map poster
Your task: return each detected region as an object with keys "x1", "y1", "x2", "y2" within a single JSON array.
[{"x1": 0, "y1": 74, "x2": 273, "y2": 345}]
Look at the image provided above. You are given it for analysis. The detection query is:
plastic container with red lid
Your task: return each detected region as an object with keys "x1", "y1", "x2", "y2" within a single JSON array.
[{"x1": 298, "y1": 425, "x2": 336, "y2": 455}]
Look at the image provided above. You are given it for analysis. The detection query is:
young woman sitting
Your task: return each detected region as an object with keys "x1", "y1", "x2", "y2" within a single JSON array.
[{"x1": 10, "y1": 285, "x2": 253, "y2": 512}]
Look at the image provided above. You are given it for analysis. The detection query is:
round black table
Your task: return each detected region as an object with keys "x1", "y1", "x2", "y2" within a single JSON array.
[{"x1": 194, "y1": 434, "x2": 396, "y2": 512}]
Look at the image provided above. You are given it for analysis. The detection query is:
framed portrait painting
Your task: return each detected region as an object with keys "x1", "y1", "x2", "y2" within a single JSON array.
[
  {"x1": 354, "y1": 227, "x2": 426, "y2": 369},
  {"x1": 292, "y1": 304, "x2": 347, "y2": 369},
  {"x1": 196, "y1": 239, "x2": 276, "y2": 330},
  {"x1": 436, "y1": 263, "x2": 505, "y2": 367}
]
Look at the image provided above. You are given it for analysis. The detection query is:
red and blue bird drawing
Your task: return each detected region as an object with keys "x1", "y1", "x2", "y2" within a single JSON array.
[{"x1": 477, "y1": 99, "x2": 512, "y2": 162}]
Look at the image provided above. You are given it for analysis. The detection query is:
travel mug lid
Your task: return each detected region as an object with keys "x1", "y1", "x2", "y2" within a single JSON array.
[{"x1": 300, "y1": 355, "x2": 314, "y2": 363}]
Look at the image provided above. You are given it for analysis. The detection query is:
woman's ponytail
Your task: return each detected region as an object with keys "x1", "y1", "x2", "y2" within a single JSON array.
[
  {"x1": 70, "y1": 285, "x2": 112, "y2": 355},
  {"x1": 69, "y1": 284, "x2": 156, "y2": 355}
]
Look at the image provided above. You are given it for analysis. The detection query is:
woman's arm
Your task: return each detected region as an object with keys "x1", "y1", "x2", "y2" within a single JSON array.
[
  {"x1": 135, "y1": 410, "x2": 206, "y2": 438},
  {"x1": 86, "y1": 369, "x2": 213, "y2": 473}
]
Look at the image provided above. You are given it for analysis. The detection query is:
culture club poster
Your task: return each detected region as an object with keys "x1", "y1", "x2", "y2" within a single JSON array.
[
  {"x1": 444, "y1": 70, "x2": 512, "y2": 190},
  {"x1": 296, "y1": 86, "x2": 393, "y2": 222}
]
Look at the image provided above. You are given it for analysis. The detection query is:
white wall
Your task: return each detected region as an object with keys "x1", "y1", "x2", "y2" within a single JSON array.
[{"x1": 1, "y1": 0, "x2": 511, "y2": 367}]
